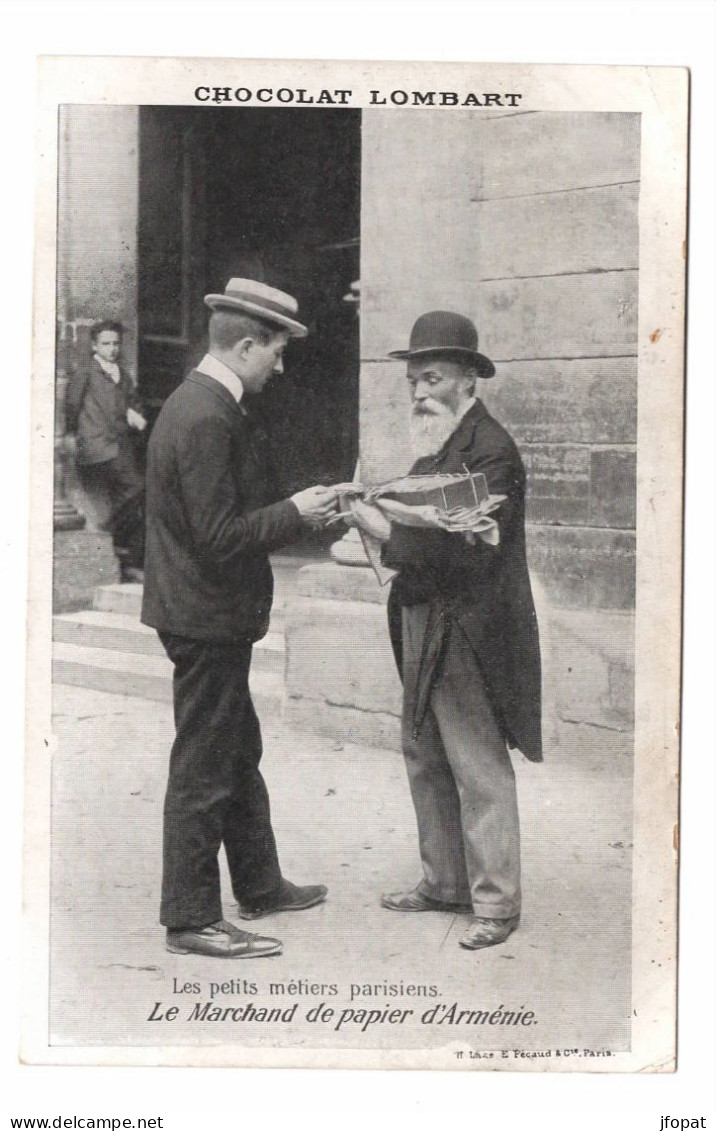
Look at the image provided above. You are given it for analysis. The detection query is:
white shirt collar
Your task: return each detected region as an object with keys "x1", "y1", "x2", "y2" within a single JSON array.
[
  {"x1": 196, "y1": 353, "x2": 244, "y2": 405},
  {"x1": 94, "y1": 353, "x2": 121, "y2": 384}
]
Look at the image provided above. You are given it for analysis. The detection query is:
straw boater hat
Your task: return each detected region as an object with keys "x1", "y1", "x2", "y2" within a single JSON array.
[
  {"x1": 389, "y1": 310, "x2": 495, "y2": 378},
  {"x1": 204, "y1": 278, "x2": 308, "y2": 338}
]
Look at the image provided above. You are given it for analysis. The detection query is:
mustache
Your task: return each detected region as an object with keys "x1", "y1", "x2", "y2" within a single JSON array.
[{"x1": 411, "y1": 401, "x2": 452, "y2": 417}]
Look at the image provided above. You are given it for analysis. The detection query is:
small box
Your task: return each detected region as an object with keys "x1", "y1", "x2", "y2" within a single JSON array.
[{"x1": 381, "y1": 472, "x2": 490, "y2": 511}]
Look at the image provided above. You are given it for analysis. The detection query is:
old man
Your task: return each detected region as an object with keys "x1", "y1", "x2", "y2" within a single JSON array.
[{"x1": 360, "y1": 310, "x2": 542, "y2": 950}]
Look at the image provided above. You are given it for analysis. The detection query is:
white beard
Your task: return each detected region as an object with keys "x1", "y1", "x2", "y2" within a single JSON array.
[{"x1": 408, "y1": 404, "x2": 463, "y2": 458}]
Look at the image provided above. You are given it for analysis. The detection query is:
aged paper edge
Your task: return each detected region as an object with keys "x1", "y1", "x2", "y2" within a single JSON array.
[{"x1": 23, "y1": 56, "x2": 688, "y2": 1071}]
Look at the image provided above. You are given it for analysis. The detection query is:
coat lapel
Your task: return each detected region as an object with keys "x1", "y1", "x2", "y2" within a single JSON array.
[
  {"x1": 185, "y1": 370, "x2": 246, "y2": 417},
  {"x1": 185, "y1": 371, "x2": 271, "y2": 474}
]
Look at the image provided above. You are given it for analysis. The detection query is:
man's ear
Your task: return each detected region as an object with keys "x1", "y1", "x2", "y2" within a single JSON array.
[{"x1": 234, "y1": 337, "x2": 254, "y2": 363}]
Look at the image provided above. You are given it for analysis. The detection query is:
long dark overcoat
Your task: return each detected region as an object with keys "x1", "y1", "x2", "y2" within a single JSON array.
[
  {"x1": 141, "y1": 370, "x2": 304, "y2": 643},
  {"x1": 383, "y1": 399, "x2": 543, "y2": 762}
]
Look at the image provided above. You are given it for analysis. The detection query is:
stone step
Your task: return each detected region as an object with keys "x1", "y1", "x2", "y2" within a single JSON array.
[
  {"x1": 92, "y1": 583, "x2": 289, "y2": 631},
  {"x1": 91, "y1": 553, "x2": 305, "y2": 626},
  {"x1": 52, "y1": 610, "x2": 285, "y2": 675},
  {"x1": 92, "y1": 582, "x2": 144, "y2": 617},
  {"x1": 54, "y1": 610, "x2": 160, "y2": 654},
  {"x1": 52, "y1": 642, "x2": 285, "y2": 714}
]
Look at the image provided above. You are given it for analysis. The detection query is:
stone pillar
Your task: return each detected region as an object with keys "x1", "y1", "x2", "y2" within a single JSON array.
[
  {"x1": 53, "y1": 106, "x2": 140, "y2": 611},
  {"x1": 329, "y1": 285, "x2": 370, "y2": 568},
  {"x1": 57, "y1": 105, "x2": 140, "y2": 369},
  {"x1": 330, "y1": 526, "x2": 368, "y2": 566},
  {"x1": 53, "y1": 324, "x2": 85, "y2": 533}
]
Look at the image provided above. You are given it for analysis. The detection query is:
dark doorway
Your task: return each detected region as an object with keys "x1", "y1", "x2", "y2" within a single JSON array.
[{"x1": 137, "y1": 106, "x2": 361, "y2": 493}]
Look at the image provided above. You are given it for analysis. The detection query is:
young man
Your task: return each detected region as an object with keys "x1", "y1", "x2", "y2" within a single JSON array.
[
  {"x1": 355, "y1": 310, "x2": 542, "y2": 951},
  {"x1": 66, "y1": 319, "x2": 147, "y2": 582},
  {"x1": 141, "y1": 279, "x2": 338, "y2": 959}
]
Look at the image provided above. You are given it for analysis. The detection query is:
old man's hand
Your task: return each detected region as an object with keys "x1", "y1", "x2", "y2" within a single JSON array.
[{"x1": 350, "y1": 499, "x2": 392, "y2": 542}]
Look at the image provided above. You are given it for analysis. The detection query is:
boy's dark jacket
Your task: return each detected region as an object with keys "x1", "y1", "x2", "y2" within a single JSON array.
[
  {"x1": 383, "y1": 399, "x2": 543, "y2": 762},
  {"x1": 66, "y1": 356, "x2": 144, "y2": 466}
]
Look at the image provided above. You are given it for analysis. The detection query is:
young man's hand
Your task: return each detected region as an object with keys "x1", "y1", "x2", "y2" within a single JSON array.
[{"x1": 290, "y1": 485, "x2": 339, "y2": 525}]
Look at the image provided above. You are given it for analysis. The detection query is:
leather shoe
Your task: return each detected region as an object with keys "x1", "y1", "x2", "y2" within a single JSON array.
[
  {"x1": 237, "y1": 879, "x2": 328, "y2": 920},
  {"x1": 166, "y1": 919, "x2": 282, "y2": 958},
  {"x1": 459, "y1": 915, "x2": 520, "y2": 950},
  {"x1": 381, "y1": 887, "x2": 472, "y2": 913}
]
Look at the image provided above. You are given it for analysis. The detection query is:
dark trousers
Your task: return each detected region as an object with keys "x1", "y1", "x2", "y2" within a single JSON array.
[
  {"x1": 158, "y1": 632, "x2": 282, "y2": 930},
  {"x1": 83, "y1": 435, "x2": 144, "y2": 568}
]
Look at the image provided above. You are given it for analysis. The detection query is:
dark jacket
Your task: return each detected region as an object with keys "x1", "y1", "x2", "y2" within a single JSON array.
[
  {"x1": 140, "y1": 370, "x2": 304, "y2": 643},
  {"x1": 66, "y1": 357, "x2": 143, "y2": 466},
  {"x1": 383, "y1": 399, "x2": 542, "y2": 762}
]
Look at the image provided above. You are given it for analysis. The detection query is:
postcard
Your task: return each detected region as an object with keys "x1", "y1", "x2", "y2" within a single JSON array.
[{"x1": 24, "y1": 56, "x2": 687, "y2": 1070}]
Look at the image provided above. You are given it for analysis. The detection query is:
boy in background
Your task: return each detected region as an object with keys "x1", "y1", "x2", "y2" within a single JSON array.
[{"x1": 66, "y1": 319, "x2": 147, "y2": 582}]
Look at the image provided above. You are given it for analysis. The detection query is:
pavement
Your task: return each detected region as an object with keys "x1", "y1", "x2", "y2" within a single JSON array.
[{"x1": 49, "y1": 682, "x2": 633, "y2": 1057}]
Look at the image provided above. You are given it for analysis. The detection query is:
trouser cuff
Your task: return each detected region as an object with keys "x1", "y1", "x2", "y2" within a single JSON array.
[
  {"x1": 470, "y1": 904, "x2": 521, "y2": 920},
  {"x1": 160, "y1": 900, "x2": 223, "y2": 931},
  {"x1": 417, "y1": 877, "x2": 472, "y2": 904}
]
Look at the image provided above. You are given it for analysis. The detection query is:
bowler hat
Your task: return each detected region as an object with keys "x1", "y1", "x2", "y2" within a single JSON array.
[
  {"x1": 204, "y1": 278, "x2": 308, "y2": 338},
  {"x1": 389, "y1": 310, "x2": 495, "y2": 378}
]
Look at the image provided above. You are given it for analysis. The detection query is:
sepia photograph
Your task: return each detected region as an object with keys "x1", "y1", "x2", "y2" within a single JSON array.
[{"x1": 25, "y1": 56, "x2": 687, "y2": 1070}]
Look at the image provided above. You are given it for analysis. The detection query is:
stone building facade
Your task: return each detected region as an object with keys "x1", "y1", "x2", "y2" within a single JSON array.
[
  {"x1": 287, "y1": 109, "x2": 638, "y2": 757},
  {"x1": 54, "y1": 104, "x2": 639, "y2": 757}
]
